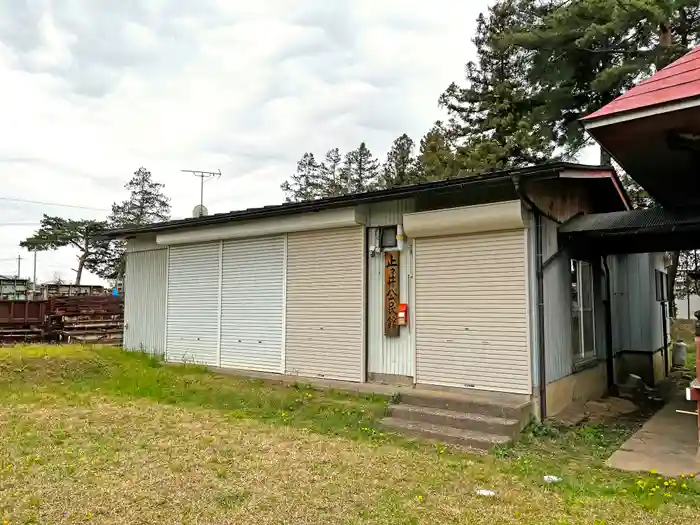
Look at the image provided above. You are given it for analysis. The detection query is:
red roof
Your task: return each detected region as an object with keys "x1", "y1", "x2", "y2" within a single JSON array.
[{"x1": 584, "y1": 45, "x2": 700, "y2": 121}]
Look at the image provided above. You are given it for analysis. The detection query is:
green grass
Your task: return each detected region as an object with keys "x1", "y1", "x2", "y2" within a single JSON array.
[{"x1": 0, "y1": 345, "x2": 699, "y2": 524}]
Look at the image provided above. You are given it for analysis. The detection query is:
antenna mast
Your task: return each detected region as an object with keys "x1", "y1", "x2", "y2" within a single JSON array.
[{"x1": 181, "y1": 169, "x2": 221, "y2": 211}]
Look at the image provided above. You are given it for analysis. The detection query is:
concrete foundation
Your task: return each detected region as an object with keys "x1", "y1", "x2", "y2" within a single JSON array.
[{"x1": 546, "y1": 362, "x2": 608, "y2": 417}]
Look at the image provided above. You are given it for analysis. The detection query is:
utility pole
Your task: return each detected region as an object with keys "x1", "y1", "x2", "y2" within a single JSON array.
[
  {"x1": 181, "y1": 169, "x2": 221, "y2": 214},
  {"x1": 16, "y1": 255, "x2": 21, "y2": 279}
]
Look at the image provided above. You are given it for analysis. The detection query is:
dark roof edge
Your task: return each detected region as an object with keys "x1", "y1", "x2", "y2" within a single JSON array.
[{"x1": 103, "y1": 162, "x2": 612, "y2": 238}]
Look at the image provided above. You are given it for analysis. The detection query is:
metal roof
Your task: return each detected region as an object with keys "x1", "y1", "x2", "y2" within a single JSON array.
[
  {"x1": 584, "y1": 46, "x2": 700, "y2": 121},
  {"x1": 560, "y1": 207, "x2": 700, "y2": 234},
  {"x1": 104, "y1": 162, "x2": 618, "y2": 238}
]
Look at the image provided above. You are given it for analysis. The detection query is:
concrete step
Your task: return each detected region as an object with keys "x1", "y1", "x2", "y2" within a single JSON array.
[
  {"x1": 388, "y1": 404, "x2": 522, "y2": 438},
  {"x1": 380, "y1": 417, "x2": 510, "y2": 452},
  {"x1": 399, "y1": 390, "x2": 531, "y2": 422}
]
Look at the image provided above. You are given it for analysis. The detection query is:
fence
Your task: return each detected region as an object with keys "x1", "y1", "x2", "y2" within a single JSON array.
[{"x1": 0, "y1": 296, "x2": 123, "y2": 345}]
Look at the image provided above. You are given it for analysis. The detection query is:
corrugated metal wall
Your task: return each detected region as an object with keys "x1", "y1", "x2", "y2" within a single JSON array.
[
  {"x1": 367, "y1": 228, "x2": 413, "y2": 377},
  {"x1": 366, "y1": 199, "x2": 415, "y2": 226},
  {"x1": 541, "y1": 217, "x2": 574, "y2": 384},
  {"x1": 284, "y1": 227, "x2": 365, "y2": 381},
  {"x1": 649, "y1": 253, "x2": 667, "y2": 351},
  {"x1": 610, "y1": 253, "x2": 662, "y2": 353},
  {"x1": 123, "y1": 248, "x2": 167, "y2": 354},
  {"x1": 220, "y1": 236, "x2": 285, "y2": 373},
  {"x1": 414, "y1": 230, "x2": 531, "y2": 394},
  {"x1": 166, "y1": 242, "x2": 220, "y2": 365}
]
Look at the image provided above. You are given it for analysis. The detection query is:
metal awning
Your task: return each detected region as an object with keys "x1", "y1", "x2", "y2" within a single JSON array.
[{"x1": 560, "y1": 207, "x2": 700, "y2": 255}]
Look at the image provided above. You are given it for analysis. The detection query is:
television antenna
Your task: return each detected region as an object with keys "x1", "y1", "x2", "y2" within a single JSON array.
[{"x1": 181, "y1": 169, "x2": 221, "y2": 212}]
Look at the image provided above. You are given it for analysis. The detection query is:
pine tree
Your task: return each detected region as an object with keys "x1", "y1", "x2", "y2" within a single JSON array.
[
  {"x1": 281, "y1": 152, "x2": 323, "y2": 203},
  {"x1": 439, "y1": 0, "x2": 555, "y2": 172},
  {"x1": 381, "y1": 134, "x2": 419, "y2": 188},
  {"x1": 415, "y1": 122, "x2": 457, "y2": 181},
  {"x1": 509, "y1": 0, "x2": 700, "y2": 155},
  {"x1": 318, "y1": 148, "x2": 345, "y2": 197},
  {"x1": 341, "y1": 142, "x2": 380, "y2": 193},
  {"x1": 20, "y1": 216, "x2": 108, "y2": 285},
  {"x1": 92, "y1": 167, "x2": 171, "y2": 280}
]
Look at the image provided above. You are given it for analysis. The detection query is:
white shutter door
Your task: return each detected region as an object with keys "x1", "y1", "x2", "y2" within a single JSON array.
[
  {"x1": 285, "y1": 227, "x2": 364, "y2": 381},
  {"x1": 166, "y1": 242, "x2": 220, "y2": 365},
  {"x1": 220, "y1": 235, "x2": 285, "y2": 373},
  {"x1": 415, "y1": 230, "x2": 530, "y2": 394}
]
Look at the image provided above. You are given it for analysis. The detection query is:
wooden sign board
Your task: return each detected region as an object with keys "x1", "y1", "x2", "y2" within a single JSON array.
[{"x1": 384, "y1": 251, "x2": 400, "y2": 337}]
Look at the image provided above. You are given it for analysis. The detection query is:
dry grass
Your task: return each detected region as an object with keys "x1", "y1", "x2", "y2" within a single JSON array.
[{"x1": 0, "y1": 346, "x2": 698, "y2": 524}]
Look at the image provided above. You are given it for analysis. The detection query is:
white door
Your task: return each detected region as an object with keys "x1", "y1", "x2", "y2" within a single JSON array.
[
  {"x1": 166, "y1": 242, "x2": 220, "y2": 365},
  {"x1": 285, "y1": 227, "x2": 365, "y2": 381},
  {"x1": 414, "y1": 230, "x2": 530, "y2": 394},
  {"x1": 220, "y1": 235, "x2": 285, "y2": 373},
  {"x1": 124, "y1": 248, "x2": 167, "y2": 354}
]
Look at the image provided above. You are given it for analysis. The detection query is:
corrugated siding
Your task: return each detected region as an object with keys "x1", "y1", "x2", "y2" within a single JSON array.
[
  {"x1": 366, "y1": 199, "x2": 415, "y2": 226},
  {"x1": 414, "y1": 230, "x2": 530, "y2": 394},
  {"x1": 541, "y1": 217, "x2": 574, "y2": 383},
  {"x1": 610, "y1": 252, "x2": 667, "y2": 353},
  {"x1": 126, "y1": 235, "x2": 159, "y2": 253},
  {"x1": 649, "y1": 253, "x2": 667, "y2": 351},
  {"x1": 611, "y1": 253, "x2": 653, "y2": 352},
  {"x1": 220, "y1": 236, "x2": 284, "y2": 373},
  {"x1": 123, "y1": 248, "x2": 167, "y2": 354},
  {"x1": 166, "y1": 242, "x2": 220, "y2": 365},
  {"x1": 285, "y1": 227, "x2": 364, "y2": 381},
  {"x1": 367, "y1": 228, "x2": 413, "y2": 377}
]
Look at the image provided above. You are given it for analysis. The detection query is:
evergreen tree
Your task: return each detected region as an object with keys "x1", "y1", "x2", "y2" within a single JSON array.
[
  {"x1": 381, "y1": 134, "x2": 419, "y2": 188},
  {"x1": 439, "y1": 0, "x2": 555, "y2": 171},
  {"x1": 20, "y1": 216, "x2": 108, "y2": 285},
  {"x1": 281, "y1": 152, "x2": 323, "y2": 203},
  {"x1": 318, "y1": 148, "x2": 345, "y2": 197},
  {"x1": 509, "y1": 0, "x2": 700, "y2": 156},
  {"x1": 341, "y1": 142, "x2": 380, "y2": 193},
  {"x1": 92, "y1": 167, "x2": 171, "y2": 280},
  {"x1": 109, "y1": 167, "x2": 171, "y2": 227},
  {"x1": 415, "y1": 122, "x2": 457, "y2": 181}
]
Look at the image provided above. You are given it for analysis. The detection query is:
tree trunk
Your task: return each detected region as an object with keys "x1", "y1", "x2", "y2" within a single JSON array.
[
  {"x1": 75, "y1": 255, "x2": 85, "y2": 286},
  {"x1": 667, "y1": 251, "x2": 680, "y2": 318}
]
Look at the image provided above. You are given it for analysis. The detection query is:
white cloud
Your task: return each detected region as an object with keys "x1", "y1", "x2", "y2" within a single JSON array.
[{"x1": 0, "y1": 0, "x2": 488, "y2": 284}]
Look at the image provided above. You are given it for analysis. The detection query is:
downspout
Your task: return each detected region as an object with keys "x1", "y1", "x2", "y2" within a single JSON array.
[
  {"x1": 534, "y1": 212, "x2": 547, "y2": 419},
  {"x1": 602, "y1": 256, "x2": 615, "y2": 392},
  {"x1": 513, "y1": 176, "x2": 547, "y2": 420}
]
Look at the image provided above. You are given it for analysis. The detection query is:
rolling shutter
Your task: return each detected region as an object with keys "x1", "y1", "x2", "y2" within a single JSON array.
[
  {"x1": 220, "y1": 235, "x2": 285, "y2": 373},
  {"x1": 414, "y1": 230, "x2": 530, "y2": 394},
  {"x1": 166, "y1": 242, "x2": 220, "y2": 365},
  {"x1": 285, "y1": 227, "x2": 364, "y2": 381}
]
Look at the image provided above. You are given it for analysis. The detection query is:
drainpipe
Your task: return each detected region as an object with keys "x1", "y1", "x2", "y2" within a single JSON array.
[
  {"x1": 513, "y1": 175, "x2": 547, "y2": 420},
  {"x1": 602, "y1": 256, "x2": 615, "y2": 392},
  {"x1": 534, "y1": 212, "x2": 547, "y2": 419}
]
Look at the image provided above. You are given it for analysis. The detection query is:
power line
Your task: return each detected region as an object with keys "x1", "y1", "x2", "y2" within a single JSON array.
[{"x1": 0, "y1": 196, "x2": 109, "y2": 211}]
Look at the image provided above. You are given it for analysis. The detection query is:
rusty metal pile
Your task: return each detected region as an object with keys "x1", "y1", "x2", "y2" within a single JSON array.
[{"x1": 0, "y1": 296, "x2": 123, "y2": 345}]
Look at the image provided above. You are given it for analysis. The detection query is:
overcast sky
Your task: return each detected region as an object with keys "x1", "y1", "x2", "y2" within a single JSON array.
[{"x1": 0, "y1": 1, "x2": 592, "y2": 285}]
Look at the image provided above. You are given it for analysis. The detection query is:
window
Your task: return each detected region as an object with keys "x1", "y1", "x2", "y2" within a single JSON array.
[
  {"x1": 379, "y1": 226, "x2": 398, "y2": 249},
  {"x1": 571, "y1": 259, "x2": 595, "y2": 362}
]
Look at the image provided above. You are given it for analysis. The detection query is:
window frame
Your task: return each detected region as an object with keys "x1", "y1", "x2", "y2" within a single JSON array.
[
  {"x1": 571, "y1": 259, "x2": 596, "y2": 363},
  {"x1": 379, "y1": 225, "x2": 398, "y2": 250}
]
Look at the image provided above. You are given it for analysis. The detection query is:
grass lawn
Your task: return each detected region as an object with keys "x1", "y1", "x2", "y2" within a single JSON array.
[{"x1": 1, "y1": 346, "x2": 699, "y2": 524}]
